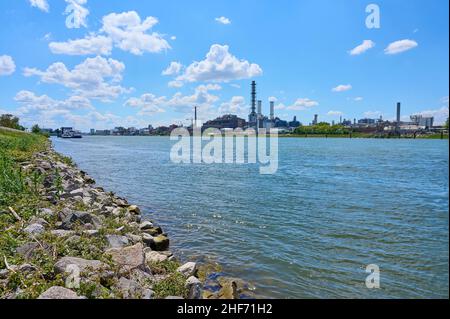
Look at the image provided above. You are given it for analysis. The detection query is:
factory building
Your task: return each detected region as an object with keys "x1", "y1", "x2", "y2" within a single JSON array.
[
  {"x1": 410, "y1": 115, "x2": 434, "y2": 128},
  {"x1": 203, "y1": 114, "x2": 246, "y2": 130}
]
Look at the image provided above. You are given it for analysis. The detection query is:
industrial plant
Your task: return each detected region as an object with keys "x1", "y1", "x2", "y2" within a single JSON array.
[{"x1": 41, "y1": 81, "x2": 445, "y2": 138}]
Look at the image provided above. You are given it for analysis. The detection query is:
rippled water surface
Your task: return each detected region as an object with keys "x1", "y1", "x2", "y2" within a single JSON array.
[{"x1": 52, "y1": 136, "x2": 449, "y2": 298}]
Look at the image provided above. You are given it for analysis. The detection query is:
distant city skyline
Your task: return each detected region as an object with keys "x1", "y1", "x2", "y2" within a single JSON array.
[{"x1": 0, "y1": 0, "x2": 449, "y2": 131}]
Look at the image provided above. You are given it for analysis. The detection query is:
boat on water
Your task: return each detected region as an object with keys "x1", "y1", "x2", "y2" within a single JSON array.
[{"x1": 60, "y1": 127, "x2": 83, "y2": 139}]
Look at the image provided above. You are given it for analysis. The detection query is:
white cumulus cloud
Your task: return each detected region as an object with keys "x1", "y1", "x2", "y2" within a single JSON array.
[
  {"x1": 384, "y1": 39, "x2": 418, "y2": 55},
  {"x1": 0, "y1": 55, "x2": 16, "y2": 76},
  {"x1": 24, "y1": 56, "x2": 130, "y2": 102},
  {"x1": 176, "y1": 44, "x2": 262, "y2": 83},
  {"x1": 29, "y1": 0, "x2": 49, "y2": 12},
  {"x1": 49, "y1": 35, "x2": 113, "y2": 55},
  {"x1": 50, "y1": 11, "x2": 170, "y2": 56},
  {"x1": 332, "y1": 84, "x2": 352, "y2": 92},
  {"x1": 101, "y1": 11, "x2": 171, "y2": 55},
  {"x1": 349, "y1": 40, "x2": 375, "y2": 56},
  {"x1": 162, "y1": 62, "x2": 183, "y2": 76},
  {"x1": 215, "y1": 16, "x2": 231, "y2": 25},
  {"x1": 287, "y1": 98, "x2": 319, "y2": 110}
]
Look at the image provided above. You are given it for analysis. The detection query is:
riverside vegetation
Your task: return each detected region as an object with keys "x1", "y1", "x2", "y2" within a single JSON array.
[{"x1": 0, "y1": 127, "x2": 243, "y2": 299}]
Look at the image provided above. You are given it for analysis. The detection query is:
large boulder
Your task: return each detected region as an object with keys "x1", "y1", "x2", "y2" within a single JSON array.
[
  {"x1": 142, "y1": 234, "x2": 169, "y2": 251},
  {"x1": 127, "y1": 205, "x2": 141, "y2": 214},
  {"x1": 186, "y1": 276, "x2": 203, "y2": 299},
  {"x1": 177, "y1": 262, "x2": 198, "y2": 277},
  {"x1": 38, "y1": 286, "x2": 84, "y2": 299},
  {"x1": 106, "y1": 235, "x2": 130, "y2": 248},
  {"x1": 105, "y1": 243, "x2": 145, "y2": 271},
  {"x1": 145, "y1": 250, "x2": 169, "y2": 263},
  {"x1": 54, "y1": 257, "x2": 107, "y2": 274}
]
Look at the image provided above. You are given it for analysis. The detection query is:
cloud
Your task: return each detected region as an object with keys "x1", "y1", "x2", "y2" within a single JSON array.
[
  {"x1": 162, "y1": 62, "x2": 183, "y2": 76},
  {"x1": 24, "y1": 56, "x2": 130, "y2": 102},
  {"x1": 353, "y1": 97, "x2": 363, "y2": 101},
  {"x1": 268, "y1": 96, "x2": 278, "y2": 102},
  {"x1": 176, "y1": 44, "x2": 262, "y2": 83},
  {"x1": 0, "y1": 55, "x2": 16, "y2": 76},
  {"x1": 349, "y1": 40, "x2": 375, "y2": 56},
  {"x1": 125, "y1": 84, "x2": 221, "y2": 116},
  {"x1": 168, "y1": 80, "x2": 184, "y2": 88},
  {"x1": 29, "y1": 0, "x2": 49, "y2": 12},
  {"x1": 170, "y1": 36, "x2": 177, "y2": 40},
  {"x1": 50, "y1": 11, "x2": 170, "y2": 56},
  {"x1": 230, "y1": 83, "x2": 241, "y2": 89},
  {"x1": 384, "y1": 39, "x2": 418, "y2": 55},
  {"x1": 49, "y1": 35, "x2": 113, "y2": 55},
  {"x1": 64, "y1": 0, "x2": 89, "y2": 28},
  {"x1": 124, "y1": 94, "x2": 166, "y2": 116},
  {"x1": 286, "y1": 98, "x2": 319, "y2": 110},
  {"x1": 327, "y1": 110, "x2": 343, "y2": 116},
  {"x1": 101, "y1": 11, "x2": 170, "y2": 55},
  {"x1": 14, "y1": 90, "x2": 92, "y2": 114},
  {"x1": 218, "y1": 96, "x2": 247, "y2": 117},
  {"x1": 215, "y1": 16, "x2": 231, "y2": 25},
  {"x1": 332, "y1": 84, "x2": 352, "y2": 92}
]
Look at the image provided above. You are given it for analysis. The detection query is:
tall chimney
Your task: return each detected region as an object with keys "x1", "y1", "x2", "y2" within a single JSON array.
[
  {"x1": 270, "y1": 101, "x2": 274, "y2": 120},
  {"x1": 257, "y1": 100, "x2": 262, "y2": 115},
  {"x1": 396, "y1": 102, "x2": 401, "y2": 131},
  {"x1": 251, "y1": 81, "x2": 256, "y2": 114},
  {"x1": 194, "y1": 106, "x2": 197, "y2": 127}
]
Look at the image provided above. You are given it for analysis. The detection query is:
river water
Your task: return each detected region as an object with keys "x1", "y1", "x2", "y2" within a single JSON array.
[{"x1": 52, "y1": 136, "x2": 449, "y2": 299}]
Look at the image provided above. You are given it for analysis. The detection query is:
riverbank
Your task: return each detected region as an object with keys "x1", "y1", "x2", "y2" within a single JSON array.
[{"x1": 0, "y1": 128, "x2": 242, "y2": 299}]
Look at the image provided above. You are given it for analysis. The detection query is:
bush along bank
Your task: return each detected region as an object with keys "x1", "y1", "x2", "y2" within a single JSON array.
[{"x1": 0, "y1": 130, "x2": 244, "y2": 299}]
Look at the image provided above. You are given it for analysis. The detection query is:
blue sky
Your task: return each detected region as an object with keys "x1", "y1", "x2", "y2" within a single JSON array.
[{"x1": 0, "y1": 0, "x2": 448, "y2": 130}]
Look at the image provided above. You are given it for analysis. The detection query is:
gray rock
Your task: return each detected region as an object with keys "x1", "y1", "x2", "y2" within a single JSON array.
[
  {"x1": 145, "y1": 250, "x2": 168, "y2": 263},
  {"x1": 61, "y1": 211, "x2": 102, "y2": 230},
  {"x1": 139, "y1": 221, "x2": 153, "y2": 230},
  {"x1": 38, "y1": 286, "x2": 83, "y2": 299},
  {"x1": 165, "y1": 296, "x2": 184, "y2": 299},
  {"x1": 142, "y1": 234, "x2": 169, "y2": 251},
  {"x1": 50, "y1": 229, "x2": 75, "y2": 238},
  {"x1": 126, "y1": 233, "x2": 142, "y2": 244},
  {"x1": 83, "y1": 230, "x2": 100, "y2": 236},
  {"x1": 105, "y1": 243, "x2": 145, "y2": 271},
  {"x1": 54, "y1": 257, "x2": 107, "y2": 274},
  {"x1": 177, "y1": 262, "x2": 198, "y2": 277},
  {"x1": 0, "y1": 269, "x2": 9, "y2": 279},
  {"x1": 127, "y1": 205, "x2": 141, "y2": 214},
  {"x1": 185, "y1": 276, "x2": 202, "y2": 299},
  {"x1": 38, "y1": 208, "x2": 53, "y2": 217},
  {"x1": 24, "y1": 223, "x2": 45, "y2": 235},
  {"x1": 114, "y1": 277, "x2": 141, "y2": 299},
  {"x1": 18, "y1": 263, "x2": 36, "y2": 273},
  {"x1": 129, "y1": 268, "x2": 154, "y2": 285},
  {"x1": 28, "y1": 217, "x2": 49, "y2": 226},
  {"x1": 112, "y1": 207, "x2": 123, "y2": 217},
  {"x1": 106, "y1": 235, "x2": 129, "y2": 248},
  {"x1": 142, "y1": 289, "x2": 154, "y2": 299}
]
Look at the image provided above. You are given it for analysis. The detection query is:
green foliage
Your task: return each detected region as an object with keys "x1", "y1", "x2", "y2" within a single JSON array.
[
  {"x1": 152, "y1": 272, "x2": 187, "y2": 299},
  {"x1": 294, "y1": 123, "x2": 350, "y2": 135},
  {"x1": 0, "y1": 114, "x2": 25, "y2": 131}
]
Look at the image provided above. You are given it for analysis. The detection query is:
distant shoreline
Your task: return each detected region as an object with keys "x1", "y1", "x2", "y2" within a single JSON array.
[{"x1": 60, "y1": 133, "x2": 449, "y2": 140}]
